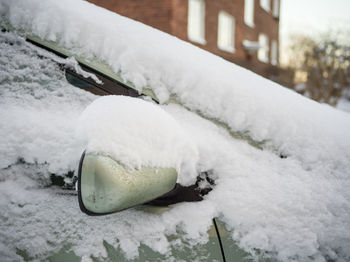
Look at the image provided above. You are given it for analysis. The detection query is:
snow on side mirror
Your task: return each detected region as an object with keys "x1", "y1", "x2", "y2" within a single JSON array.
[
  {"x1": 76, "y1": 95, "x2": 199, "y2": 215},
  {"x1": 78, "y1": 152, "x2": 178, "y2": 215}
]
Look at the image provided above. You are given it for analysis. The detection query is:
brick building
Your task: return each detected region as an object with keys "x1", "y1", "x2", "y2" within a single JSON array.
[{"x1": 88, "y1": 0, "x2": 280, "y2": 78}]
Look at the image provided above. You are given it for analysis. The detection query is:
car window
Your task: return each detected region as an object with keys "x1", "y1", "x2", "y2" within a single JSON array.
[
  {"x1": 63, "y1": 63, "x2": 140, "y2": 97},
  {"x1": 65, "y1": 70, "x2": 109, "y2": 96},
  {"x1": 26, "y1": 36, "x2": 140, "y2": 98}
]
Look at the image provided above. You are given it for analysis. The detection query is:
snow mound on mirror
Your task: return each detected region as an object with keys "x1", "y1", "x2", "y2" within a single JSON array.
[{"x1": 77, "y1": 96, "x2": 199, "y2": 185}]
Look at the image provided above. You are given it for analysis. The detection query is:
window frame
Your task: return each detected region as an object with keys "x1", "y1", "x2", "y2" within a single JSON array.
[{"x1": 217, "y1": 11, "x2": 235, "y2": 53}]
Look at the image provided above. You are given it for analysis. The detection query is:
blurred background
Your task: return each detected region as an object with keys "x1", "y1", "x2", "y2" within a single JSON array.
[
  {"x1": 88, "y1": 0, "x2": 350, "y2": 110},
  {"x1": 280, "y1": 0, "x2": 350, "y2": 111}
]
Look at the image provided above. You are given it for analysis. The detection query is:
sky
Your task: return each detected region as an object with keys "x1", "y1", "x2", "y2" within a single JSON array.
[{"x1": 279, "y1": 0, "x2": 350, "y2": 64}]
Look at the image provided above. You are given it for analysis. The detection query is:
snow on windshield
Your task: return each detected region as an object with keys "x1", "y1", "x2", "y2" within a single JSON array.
[{"x1": 0, "y1": 0, "x2": 350, "y2": 261}]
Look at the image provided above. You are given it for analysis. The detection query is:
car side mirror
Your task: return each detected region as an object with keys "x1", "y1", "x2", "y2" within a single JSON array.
[{"x1": 77, "y1": 152, "x2": 178, "y2": 215}]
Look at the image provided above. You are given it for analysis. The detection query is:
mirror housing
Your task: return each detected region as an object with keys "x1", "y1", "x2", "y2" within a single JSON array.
[{"x1": 78, "y1": 152, "x2": 178, "y2": 215}]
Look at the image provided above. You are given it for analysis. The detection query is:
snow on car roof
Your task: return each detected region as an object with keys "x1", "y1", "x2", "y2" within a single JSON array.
[{"x1": 0, "y1": 0, "x2": 350, "y2": 261}]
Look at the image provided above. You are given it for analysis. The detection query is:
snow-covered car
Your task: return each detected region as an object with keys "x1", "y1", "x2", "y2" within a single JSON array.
[
  {"x1": 1, "y1": 0, "x2": 350, "y2": 262},
  {"x1": 0, "y1": 28, "x2": 240, "y2": 262}
]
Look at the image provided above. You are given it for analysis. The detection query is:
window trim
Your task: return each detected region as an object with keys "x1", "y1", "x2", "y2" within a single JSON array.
[{"x1": 217, "y1": 11, "x2": 235, "y2": 53}]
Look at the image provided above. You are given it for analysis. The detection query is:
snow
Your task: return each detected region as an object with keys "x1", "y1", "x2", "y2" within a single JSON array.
[
  {"x1": 77, "y1": 95, "x2": 198, "y2": 185},
  {"x1": 337, "y1": 98, "x2": 350, "y2": 113},
  {"x1": 0, "y1": 31, "x2": 94, "y2": 174},
  {"x1": 1, "y1": 0, "x2": 350, "y2": 261}
]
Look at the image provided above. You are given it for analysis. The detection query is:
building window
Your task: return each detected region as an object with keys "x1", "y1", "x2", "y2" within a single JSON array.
[
  {"x1": 271, "y1": 40, "x2": 278, "y2": 65},
  {"x1": 187, "y1": 0, "x2": 206, "y2": 44},
  {"x1": 273, "y1": 0, "x2": 279, "y2": 18},
  {"x1": 258, "y1": 34, "x2": 269, "y2": 63},
  {"x1": 217, "y1": 11, "x2": 235, "y2": 53},
  {"x1": 260, "y1": 0, "x2": 270, "y2": 12},
  {"x1": 244, "y1": 0, "x2": 255, "y2": 27}
]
